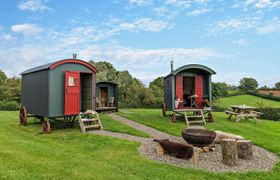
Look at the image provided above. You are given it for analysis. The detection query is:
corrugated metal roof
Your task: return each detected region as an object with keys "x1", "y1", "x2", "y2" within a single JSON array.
[
  {"x1": 21, "y1": 62, "x2": 53, "y2": 75},
  {"x1": 164, "y1": 64, "x2": 216, "y2": 79},
  {"x1": 21, "y1": 59, "x2": 96, "y2": 75},
  {"x1": 97, "y1": 81, "x2": 118, "y2": 86}
]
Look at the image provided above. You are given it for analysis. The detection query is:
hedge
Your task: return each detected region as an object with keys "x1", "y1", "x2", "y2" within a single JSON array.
[
  {"x1": 0, "y1": 101, "x2": 20, "y2": 111},
  {"x1": 258, "y1": 107, "x2": 280, "y2": 121},
  {"x1": 248, "y1": 92, "x2": 280, "y2": 102}
]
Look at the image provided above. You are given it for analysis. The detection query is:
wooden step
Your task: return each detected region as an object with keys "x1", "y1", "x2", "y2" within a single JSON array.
[
  {"x1": 188, "y1": 120, "x2": 205, "y2": 123},
  {"x1": 187, "y1": 115, "x2": 203, "y2": 118},
  {"x1": 81, "y1": 118, "x2": 98, "y2": 123},
  {"x1": 84, "y1": 125, "x2": 101, "y2": 129}
]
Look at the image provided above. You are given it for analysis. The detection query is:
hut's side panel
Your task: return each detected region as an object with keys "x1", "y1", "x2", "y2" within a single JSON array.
[
  {"x1": 21, "y1": 70, "x2": 49, "y2": 117},
  {"x1": 164, "y1": 76, "x2": 173, "y2": 110},
  {"x1": 49, "y1": 64, "x2": 93, "y2": 117}
]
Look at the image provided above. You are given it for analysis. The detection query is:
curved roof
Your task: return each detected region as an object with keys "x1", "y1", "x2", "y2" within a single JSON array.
[
  {"x1": 21, "y1": 59, "x2": 97, "y2": 75},
  {"x1": 165, "y1": 64, "x2": 216, "y2": 78},
  {"x1": 97, "y1": 81, "x2": 118, "y2": 86}
]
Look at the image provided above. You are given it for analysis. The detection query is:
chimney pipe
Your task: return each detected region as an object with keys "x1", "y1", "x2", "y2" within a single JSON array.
[
  {"x1": 73, "y1": 53, "x2": 77, "y2": 59},
  {"x1": 170, "y1": 60, "x2": 174, "y2": 72}
]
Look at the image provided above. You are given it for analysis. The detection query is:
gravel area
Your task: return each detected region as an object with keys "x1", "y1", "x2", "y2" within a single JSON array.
[{"x1": 88, "y1": 114, "x2": 279, "y2": 173}]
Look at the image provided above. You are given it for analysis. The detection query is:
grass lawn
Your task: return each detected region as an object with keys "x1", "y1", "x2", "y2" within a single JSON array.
[
  {"x1": 100, "y1": 113, "x2": 149, "y2": 137},
  {"x1": 216, "y1": 94, "x2": 280, "y2": 109},
  {"x1": 0, "y1": 110, "x2": 279, "y2": 179}
]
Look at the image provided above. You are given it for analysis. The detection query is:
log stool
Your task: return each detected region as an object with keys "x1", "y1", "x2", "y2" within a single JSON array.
[
  {"x1": 237, "y1": 140, "x2": 253, "y2": 160},
  {"x1": 221, "y1": 139, "x2": 238, "y2": 166}
]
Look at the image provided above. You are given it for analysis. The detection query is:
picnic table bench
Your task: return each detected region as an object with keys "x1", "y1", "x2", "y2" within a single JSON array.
[{"x1": 224, "y1": 105, "x2": 263, "y2": 123}]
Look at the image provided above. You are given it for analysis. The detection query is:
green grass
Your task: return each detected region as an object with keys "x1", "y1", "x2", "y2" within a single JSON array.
[
  {"x1": 216, "y1": 94, "x2": 280, "y2": 109},
  {"x1": 100, "y1": 113, "x2": 149, "y2": 137},
  {"x1": 0, "y1": 110, "x2": 280, "y2": 179}
]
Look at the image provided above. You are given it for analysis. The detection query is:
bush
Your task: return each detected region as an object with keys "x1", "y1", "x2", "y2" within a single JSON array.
[
  {"x1": 0, "y1": 101, "x2": 20, "y2": 111},
  {"x1": 257, "y1": 107, "x2": 280, "y2": 121}
]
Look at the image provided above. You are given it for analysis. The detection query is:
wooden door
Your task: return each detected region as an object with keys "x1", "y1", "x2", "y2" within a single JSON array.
[
  {"x1": 65, "y1": 71, "x2": 80, "y2": 115},
  {"x1": 195, "y1": 75, "x2": 203, "y2": 108},
  {"x1": 100, "y1": 87, "x2": 108, "y2": 107}
]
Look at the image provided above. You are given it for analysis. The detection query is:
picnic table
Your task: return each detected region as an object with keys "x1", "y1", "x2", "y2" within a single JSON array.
[{"x1": 224, "y1": 105, "x2": 262, "y2": 123}]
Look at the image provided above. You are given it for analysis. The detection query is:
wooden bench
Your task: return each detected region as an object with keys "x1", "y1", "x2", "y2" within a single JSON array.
[{"x1": 224, "y1": 110, "x2": 238, "y2": 115}]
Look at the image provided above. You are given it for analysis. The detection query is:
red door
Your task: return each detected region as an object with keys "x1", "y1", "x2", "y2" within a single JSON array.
[
  {"x1": 195, "y1": 76, "x2": 203, "y2": 108},
  {"x1": 65, "y1": 71, "x2": 80, "y2": 115},
  {"x1": 176, "y1": 75, "x2": 183, "y2": 109}
]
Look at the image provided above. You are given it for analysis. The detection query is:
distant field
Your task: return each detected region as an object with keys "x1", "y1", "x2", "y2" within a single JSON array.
[{"x1": 215, "y1": 94, "x2": 280, "y2": 109}]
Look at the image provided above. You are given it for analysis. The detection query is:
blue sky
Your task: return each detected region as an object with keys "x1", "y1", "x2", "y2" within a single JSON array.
[{"x1": 0, "y1": 0, "x2": 280, "y2": 87}]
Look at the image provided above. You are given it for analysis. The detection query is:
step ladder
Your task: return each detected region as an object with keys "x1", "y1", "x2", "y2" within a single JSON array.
[
  {"x1": 184, "y1": 110, "x2": 206, "y2": 127},
  {"x1": 78, "y1": 110, "x2": 103, "y2": 133}
]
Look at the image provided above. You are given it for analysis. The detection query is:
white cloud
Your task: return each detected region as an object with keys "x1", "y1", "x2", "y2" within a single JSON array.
[
  {"x1": 209, "y1": 17, "x2": 260, "y2": 35},
  {"x1": 154, "y1": 6, "x2": 169, "y2": 16},
  {"x1": 255, "y1": 0, "x2": 280, "y2": 9},
  {"x1": 256, "y1": 18, "x2": 280, "y2": 33},
  {"x1": 119, "y1": 18, "x2": 174, "y2": 32},
  {"x1": 232, "y1": 39, "x2": 250, "y2": 46},
  {"x1": 79, "y1": 44, "x2": 229, "y2": 83},
  {"x1": 128, "y1": 0, "x2": 153, "y2": 6},
  {"x1": 11, "y1": 24, "x2": 42, "y2": 36},
  {"x1": 1, "y1": 34, "x2": 16, "y2": 41},
  {"x1": 165, "y1": 0, "x2": 191, "y2": 8},
  {"x1": 18, "y1": 0, "x2": 52, "y2": 12},
  {"x1": 187, "y1": 8, "x2": 212, "y2": 16}
]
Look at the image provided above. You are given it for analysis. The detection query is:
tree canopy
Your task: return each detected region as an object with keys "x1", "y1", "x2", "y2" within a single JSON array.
[{"x1": 239, "y1": 77, "x2": 258, "y2": 93}]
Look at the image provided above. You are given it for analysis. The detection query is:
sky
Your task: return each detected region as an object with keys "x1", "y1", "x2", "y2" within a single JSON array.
[{"x1": 0, "y1": 0, "x2": 279, "y2": 87}]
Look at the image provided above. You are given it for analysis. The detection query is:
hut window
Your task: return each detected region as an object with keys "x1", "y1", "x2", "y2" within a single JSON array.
[{"x1": 68, "y1": 77, "x2": 77, "y2": 87}]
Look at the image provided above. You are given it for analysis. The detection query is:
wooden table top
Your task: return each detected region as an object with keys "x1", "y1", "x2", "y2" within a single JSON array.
[{"x1": 231, "y1": 105, "x2": 256, "y2": 110}]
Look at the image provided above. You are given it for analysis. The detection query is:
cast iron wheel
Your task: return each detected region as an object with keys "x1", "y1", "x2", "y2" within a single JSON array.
[
  {"x1": 19, "y1": 107, "x2": 27, "y2": 126},
  {"x1": 42, "y1": 120, "x2": 51, "y2": 134},
  {"x1": 172, "y1": 113, "x2": 176, "y2": 123},
  {"x1": 162, "y1": 103, "x2": 167, "y2": 117}
]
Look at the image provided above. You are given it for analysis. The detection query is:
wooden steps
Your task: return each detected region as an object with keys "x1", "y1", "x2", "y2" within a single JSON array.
[
  {"x1": 184, "y1": 110, "x2": 206, "y2": 127},
  {"x1": 78, "y1": 110, "x2": 103, "y2": 133}
]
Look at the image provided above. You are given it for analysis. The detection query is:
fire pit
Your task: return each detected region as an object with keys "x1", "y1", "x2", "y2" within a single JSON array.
[{"x1": 181, "y1": 129, "x2": 216, "y2": 147}]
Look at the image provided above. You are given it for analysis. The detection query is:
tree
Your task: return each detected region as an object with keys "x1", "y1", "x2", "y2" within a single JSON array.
[
  {"x1": 239, "y1": 78, "x2": 258, "y2": 92},
  {"x1": 275, "y1": 82, "x2": 280, "y2": 89},
  {"x1": 212, "y1": 82, "x2": 229, "y2": 99}
]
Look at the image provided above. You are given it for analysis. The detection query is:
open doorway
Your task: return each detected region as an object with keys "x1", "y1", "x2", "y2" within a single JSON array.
[
  {"x1": 80, "y1": 73, "x2": 92, "y2": 112},
  {"x1": 99, "y1": 87, "x2": 108, "y2": 107},
  {"x1": 183, "y1": 77, "x2": 195, "y2": 107}
]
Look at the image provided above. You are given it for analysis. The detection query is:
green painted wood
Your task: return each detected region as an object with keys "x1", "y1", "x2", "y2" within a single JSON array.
[
  {"x1": 49, "y1": 63, "x2": 92, "y2": 117},
  {"x1": 21, "y1": 70, "x2": 49, "y2": 117}
]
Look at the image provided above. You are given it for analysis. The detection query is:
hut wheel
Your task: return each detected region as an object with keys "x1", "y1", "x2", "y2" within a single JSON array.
[
  {"x1": 42, "y1": 120, "x2": 51, "y2": 134},
  {"x1": 208, "y1": 112, "x2": 214, "y2": 122},
  {"x1": 19, "y1": 107, "x2": 27, "y2": 126},
  {"x1": 162, "y1": 103, "x2": 167, "y2": 117}
]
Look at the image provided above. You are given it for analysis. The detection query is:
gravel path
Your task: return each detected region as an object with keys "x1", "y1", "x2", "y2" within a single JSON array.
[{"x1": 88, "y1": 114, "x2": 279, "y2": 173}]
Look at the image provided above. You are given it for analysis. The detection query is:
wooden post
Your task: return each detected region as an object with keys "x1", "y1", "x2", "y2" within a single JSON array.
[
  {"x1": 237, "y1": 140, "x2": 253, "y2": 160},
  {"x1": 221, "y1": 139, "x2": 238, "y2": 166}
]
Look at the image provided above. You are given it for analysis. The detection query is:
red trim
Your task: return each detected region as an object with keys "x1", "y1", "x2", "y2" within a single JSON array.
[{"x1": 49, "y1": 59, "x2": 97, "y2": 73}]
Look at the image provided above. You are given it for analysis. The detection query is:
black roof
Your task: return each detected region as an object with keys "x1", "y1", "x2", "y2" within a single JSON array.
[
  {"x1": 96, "y1": 81, "x2": 118, "y2": 86},
  {"x1": 164, "y1": 64, "x2": 216, "y2": 79}
]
